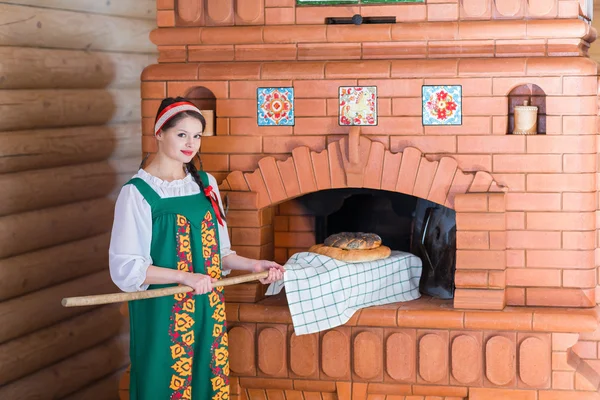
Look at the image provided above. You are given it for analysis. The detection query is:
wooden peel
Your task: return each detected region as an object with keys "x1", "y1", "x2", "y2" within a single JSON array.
[{"x1": 61, "y1": 271, "x2": 269, "y2": 307}]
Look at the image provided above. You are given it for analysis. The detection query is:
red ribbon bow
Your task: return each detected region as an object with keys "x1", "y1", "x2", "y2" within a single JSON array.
[{"x1": 204, "y1": 185, "x2": 224, "y2": 226}]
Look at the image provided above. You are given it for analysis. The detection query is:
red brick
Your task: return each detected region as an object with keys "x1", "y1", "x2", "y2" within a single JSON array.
[
  {"x1": 288, "y1": 216, "x2": 314, "y2": 232},
  {"x1": 157, "y1": 0, "x2": 174, "y2": 9},
  {"x1": 362, "y1": 117, "x2": 424, "y2": 135},
  {"x1": 505, "y1": 193, "x2": 561, "y2": 211},
  {"x1": 507, "y1": 269, "x2": 561, "y2": 287},
  {"x1": 265, "y1": 7, "x2": 295, "y2": 25},
  {"x1": 493, "y1": 154, "x2": 562, "y2": 173},
  {"x1": 274, "y1": 232, "x2": 315, "y2": 248},
  {"x1": 526, "y1": 250, "x2": 594, "y2": 269},
  {"x1": 527, "y1": 136, "x2": 595, "y2": 154},
  {"x1": 294, "y1": 117, "x2": 346, "y2": 135},
  {"x1": 527, "y1": 56, "x2": 597, "y2": 75},
  {"x1": 506, "y1": 287, "x2": 525, "y2": 305},
  {"x1": 527, "y1": 288, "x2": 595, "y2": 307},
  {"x1": 262, "y1": 62, "x2": 325, "y2": 80},
  {"x1": 496, "y1": 39, "x2": 546, "y2": 57},
  {"x1": 455, "y1": 193, "x2": 488, "y2": 211},
  {"x1": 311, "y1": 150, "x2": 331, "y2": 190},
  {"x1": 325, "y1": 61, "x2": 391, "y2": 79},
  {"x1": 235, "y1": 44, "x2": 297, "y2": 61},
  {"x1": 392, "y1": 59, "x2": 458, "y2": 78},
  {"x1": 263, "y1": 25, "x2": 326, "y2": 43},
  {"x1": 429, "y1": 40, "x2": 495, "y2": 58},
  {"x1": 457, "y1": 212, "x2": 505, "y2": 231},
  {"x1": 274, "y1": 216, "x2": 288, "y2": 232},
  {"x1": 562, "y1": 192, "x2": 596, "y2": 212},
  {"x1": 454, "y1": 289, "x2": 505, "y2": 310},
  {"x1": 230, "y1": 80, "x2": 291, "y2": 99},
  {"x1": 362, "y1": 41, "x2": 428, "y2": 59},
  {"x1": 201, "y1": 27, "x2": 262, "y2": 45},
  {"x1": 141, "y1": 81, "x2": 166, "y2": 99},
  {"x1": 395, "y1": 147, "x2": 420, "y2": 194},
  {"x1": 157, "y1": 45, "x2": 186, "y2": 63},
  {"x1": 489, "y1": 231, "x2": 506, "y2": 250},
  {"x1": 506, "y1": 231, "x2": 561, "y2": 250},
  {"x1": 263, "y1": 136, "x2": 325, "y2": 154},
  {"x1": 526, "y1": 212, "x2": 595, "y2": 231},
  {"x1": 359, "y1": 78, "x2": 423, "y2": 97},
  {"x1": 469, "y1": 388, "x2": 535, "y2": 400},
  {"x1": 527, "y1": 174, "x2": 594, "y2": 192},
  {"x1": 563, "y1": 154, "x2": 596, "y2": 173},
  {"x1": 202, "y1": 137, "x2": 262, "y2": 154},
  {"x1": 390, "y1": 136, "x2": 455, "y2": 153},
  {"x1": 427, "y1": 3, "x2": 459, "y2": 21},
  {"x1": 295, "y1": 99, "x2": 327, "y2": 117},
  {"x1": 456, "y1": 250, "x2": 506, "y2": 270},
  {"x1": 547, "y1": 96, "x2": 596, "y2": 115},
  {"x1": 244, "y1": 170, "x2": 270, "y2": 208},
  {"x1": 291, "y1": 147, "x2": 318, "y2": 194},
  {"x1": 455, "y1": 270, "x2": 488, "y2": 287},
  {"x1": 293, "y1": 79, "x2": 357, "y2": 98},
  {"x1": 277, "y1": 157, "x2": 301, "y2": 199},
  {"x1": 507, "y1": 249, "x2": 525, "y2": 267},
  {"x1": 450, "y1": 155, "x2": 492, "y2": 173},
  {"x1": 265, "y1": 0, "x2": 293, "y2": 6},
  {"x1": 459, "y1": 58, "x2": 526, "y2": 77},
  {"x1": 562, "y1": 231, "x2": 595, "y2": 250},
  {"x1": 216, "y1": 99, "x2": 255, "y2": 117},
  {"x1": 412, "y1": 158, "x2": 438, "y2": 199},
  {"x1": 279, "y1": 200, "x2": 312, "y2": 216},
  {"x1": 167, "y1": 80, "x2": 229, "y2": 98},
  {"x1": 391, "y1": 98, "x2": 422, "y2": 116},
  {"x1": 563, "y1": 269, "x2": 596, "y2": 288},
  {"x1": 563, "y1": 116, "x2": 597, "y2": 134},
  {"x1": 327, "y1": 24, "x2": 391, "y2": 42},
  {"x1": 299, "y1": 43, "x2": 361, "y2": 61},
  {"x1": 458, "y1": 136, "x2": 525, "y2": 153},
  {"x1": 258, "y1": 157, "x2": 287, "y2": 204},
  {"x1": 157, "y1": 10, "x2": 175, "y2": 27}
]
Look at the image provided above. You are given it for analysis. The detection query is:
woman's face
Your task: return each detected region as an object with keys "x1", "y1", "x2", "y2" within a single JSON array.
[{"x1": 156, "y1": 116, "x2": 204, "y2": 163}]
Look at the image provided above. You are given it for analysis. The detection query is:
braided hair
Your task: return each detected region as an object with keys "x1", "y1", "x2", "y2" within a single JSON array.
[{"x1": 144, "y1": 96, "x2": 226, "y2": 222}]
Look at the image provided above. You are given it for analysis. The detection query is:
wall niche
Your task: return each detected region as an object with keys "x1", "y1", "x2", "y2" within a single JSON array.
[{"x1": 507, "y1": 84, "x2": 546, "y2": 135}]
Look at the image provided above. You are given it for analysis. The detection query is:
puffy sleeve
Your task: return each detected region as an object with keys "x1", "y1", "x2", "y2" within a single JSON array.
[
  {"x1": 108, "y1": 184, "x2": 153, "y2": 292},
  {"x1": 208, "y1": 174, "x2": 235, "y2": 276}
]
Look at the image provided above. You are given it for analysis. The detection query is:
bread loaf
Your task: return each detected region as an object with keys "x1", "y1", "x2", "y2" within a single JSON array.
[
  {"x1": 323, "y1": 232, "x2": 382, "y2": 250},
  {"x1": 309, "y1": 244, "x2": 391, "y2": 263}
]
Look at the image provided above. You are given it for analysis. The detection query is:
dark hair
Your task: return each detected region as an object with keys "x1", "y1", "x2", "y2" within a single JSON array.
[{"x1": 143, "y1": 96, "x2": 226, "y2": 223}]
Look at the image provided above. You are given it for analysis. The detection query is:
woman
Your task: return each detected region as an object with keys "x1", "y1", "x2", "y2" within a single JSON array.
[{"x1": 109, "y1": 97, "x2": 284, "y2": 400}]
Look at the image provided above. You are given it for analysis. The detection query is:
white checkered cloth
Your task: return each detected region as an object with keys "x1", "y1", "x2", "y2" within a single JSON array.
[{"x1": 266, "y1": 250, "x2": 422, "y2": 336}]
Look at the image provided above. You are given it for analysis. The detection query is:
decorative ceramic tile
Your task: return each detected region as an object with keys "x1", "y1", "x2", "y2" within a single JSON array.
[
  {"x1": 339, "y1": 86, "x2": 377, "y2": 126},
  {"x1": 422, "y1": 85, "x2": 462, "y2": 126},
  {"x1": 257, "y1": 87, "x2": 294, "y2": 126}
]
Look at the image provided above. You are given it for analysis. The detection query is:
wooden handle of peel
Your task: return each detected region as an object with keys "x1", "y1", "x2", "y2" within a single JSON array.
[{"x1": 61, "y1": 271, "x2": 269, "y2": 307}]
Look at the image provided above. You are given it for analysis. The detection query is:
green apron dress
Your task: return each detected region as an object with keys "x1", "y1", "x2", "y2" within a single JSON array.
[{"x1": 126, "y1": 172, "x2": 229, "y2": 400}]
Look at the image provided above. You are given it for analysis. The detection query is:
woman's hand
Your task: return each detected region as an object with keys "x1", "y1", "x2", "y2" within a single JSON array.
[
  {"x1": 181, "y1": 273, "x2": 217, "y2": 295},
  {"x1": 252, "y1": 260, "x2": 285, "y2": 284}
]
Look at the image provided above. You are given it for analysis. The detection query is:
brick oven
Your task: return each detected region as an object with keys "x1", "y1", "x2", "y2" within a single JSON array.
[{"x1": 140, "y1": 0, "x2": 600, "y2": 398}]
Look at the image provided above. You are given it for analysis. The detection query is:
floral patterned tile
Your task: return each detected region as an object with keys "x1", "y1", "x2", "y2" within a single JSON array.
[
  {"x1": 257, "y1": 87, "x2": 294, "y2": 126},
  {"x1": 339, "y1": 86, "x2": 377, "y2": 126},
  {"x1": 422, "y1": 85, "x2": 462, "y2": 126}
]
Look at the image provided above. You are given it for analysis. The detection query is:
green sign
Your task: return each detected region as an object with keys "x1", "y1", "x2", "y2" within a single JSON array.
[{"x1": 297, "y1": 0, "x2": 424, "y2": 4}]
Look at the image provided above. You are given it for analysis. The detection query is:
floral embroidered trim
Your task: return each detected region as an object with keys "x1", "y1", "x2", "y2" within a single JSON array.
[
  {"x1": 169, "y1": 215, "x2": 196, "y2": 400},
  {"x1": 202, "y1": 210, "x2": 230, "y2": 400}
]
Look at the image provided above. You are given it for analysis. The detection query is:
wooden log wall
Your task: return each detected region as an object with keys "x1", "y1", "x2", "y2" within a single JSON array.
[{"x1": 0, "y1": 1, "x2": 156, "y2": 399}]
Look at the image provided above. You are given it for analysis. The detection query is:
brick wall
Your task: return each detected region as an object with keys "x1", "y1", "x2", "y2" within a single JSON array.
[{"x1": 142, "y1": 0, "x2": 598, "y2": 310}]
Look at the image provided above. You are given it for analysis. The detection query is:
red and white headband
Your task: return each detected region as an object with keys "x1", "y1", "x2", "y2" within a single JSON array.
[{"x1": 154, "y1": 101, "x2": 203, "y2": 135}]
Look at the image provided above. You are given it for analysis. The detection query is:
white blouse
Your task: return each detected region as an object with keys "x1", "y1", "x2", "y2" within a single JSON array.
[{"x1": 109, "y1": 169, "x2": 234, "y2": 292}]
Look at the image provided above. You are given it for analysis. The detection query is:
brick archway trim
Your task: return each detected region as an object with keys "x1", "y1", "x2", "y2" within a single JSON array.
[{"x1": 220, "y1": 135, "x2": 505, "y2": 210}]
